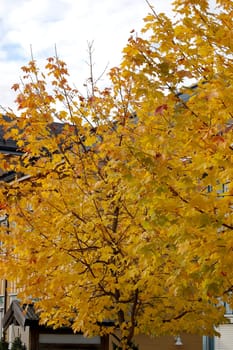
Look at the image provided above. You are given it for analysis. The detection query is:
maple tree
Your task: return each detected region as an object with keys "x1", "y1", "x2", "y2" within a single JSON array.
[{"x1": 0, "y1": 0, "x2": 233, "y2": 349}]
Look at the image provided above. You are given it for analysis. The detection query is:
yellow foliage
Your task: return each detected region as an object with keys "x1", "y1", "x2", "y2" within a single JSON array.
[{"x1": 0, "y1": 1, "x2": 233, "y2": 349}]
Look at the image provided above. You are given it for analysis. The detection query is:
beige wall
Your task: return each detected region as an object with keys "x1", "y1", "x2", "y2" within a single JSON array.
[
  {"x1": 0, "y1": 279, "x2": 18, "y2": 296},
  {"x1": 109, "y1": 333, "x2": 202, "y2": 350},
  {"x1": 9, "y1": 325, "x2": 29, "y2": 349},
  {"x1": 135, "y1": 334, "x2": 202, "y2": 350}
]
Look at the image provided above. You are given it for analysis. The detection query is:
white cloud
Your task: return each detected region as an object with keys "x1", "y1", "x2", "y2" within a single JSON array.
[{"x1": 0, "y1": 0, "x2": 175, "y2": 109}]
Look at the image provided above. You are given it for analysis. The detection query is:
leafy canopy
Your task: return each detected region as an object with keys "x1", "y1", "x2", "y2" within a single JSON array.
[{"x1": 0, "y1": 0, "x2": 233, "y2": 349}]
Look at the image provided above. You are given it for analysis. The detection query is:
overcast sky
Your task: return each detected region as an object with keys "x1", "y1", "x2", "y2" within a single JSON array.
[{"x1": 0, "y1": 0, "x2": 174, "y2": 109}]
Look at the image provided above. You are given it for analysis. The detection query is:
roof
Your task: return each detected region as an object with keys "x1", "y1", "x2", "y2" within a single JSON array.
[
  {"x1": 0, "y1": 116, "x2": 20, "y2": 156},
  {"x1": 3, "y1": 300, "x2": 39, "y2": 330},
  {"x1": 0, "y1": 115, "x2": 65, "y2": 182},
  {"x1": 0, "y1": 115, "x2": 65, "y2": 155}
]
